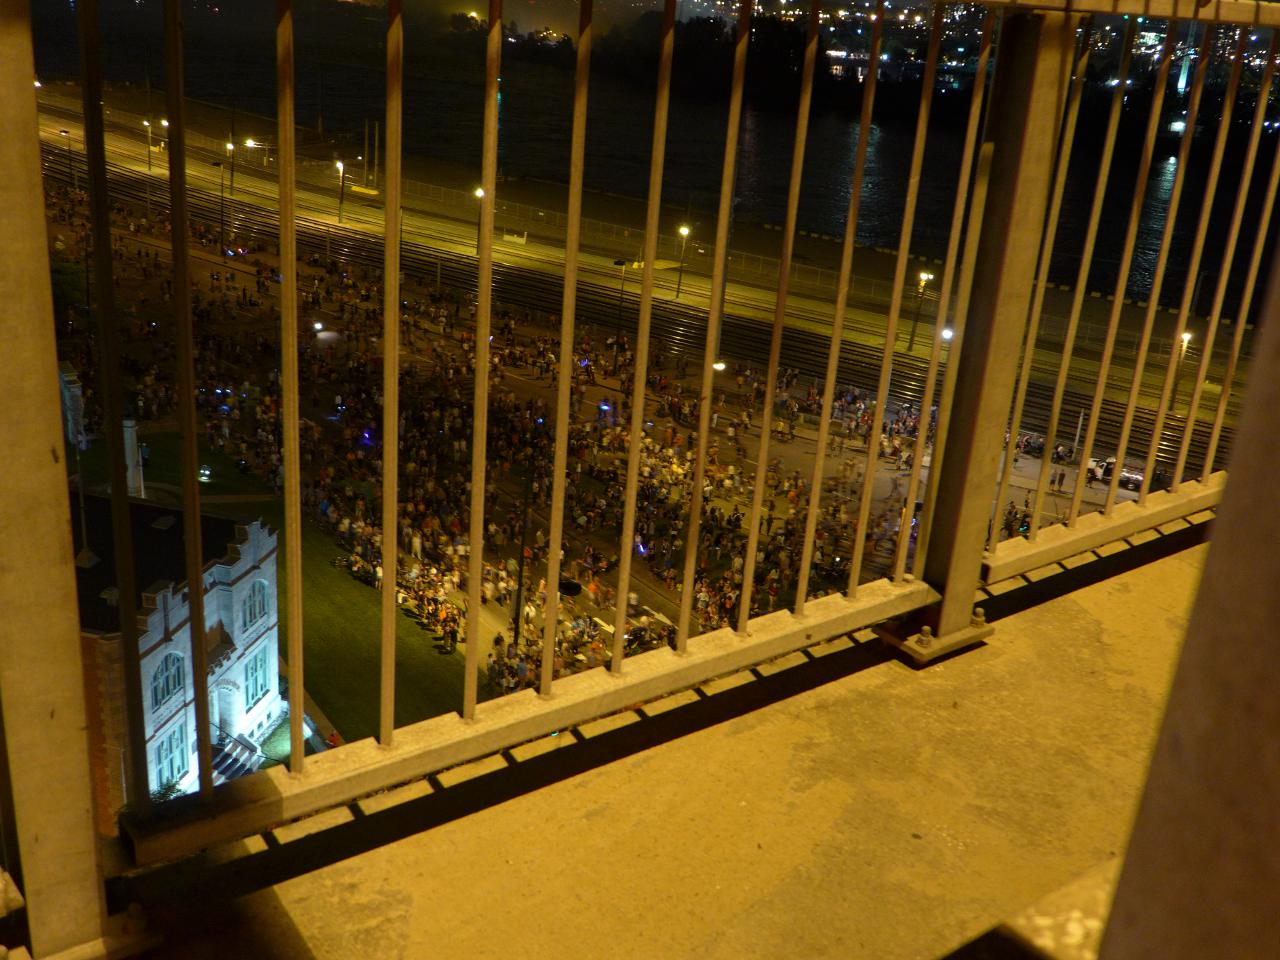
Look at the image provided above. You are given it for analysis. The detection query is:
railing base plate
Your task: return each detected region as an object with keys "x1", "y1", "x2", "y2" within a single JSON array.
[{"x1": 874, "y1": 618, "x2": 994, "y2": 665}]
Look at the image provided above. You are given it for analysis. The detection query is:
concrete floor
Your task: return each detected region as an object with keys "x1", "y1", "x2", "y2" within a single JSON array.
[{"x1": 137, "y1": 544, "x2": 1203, "y2": 960}]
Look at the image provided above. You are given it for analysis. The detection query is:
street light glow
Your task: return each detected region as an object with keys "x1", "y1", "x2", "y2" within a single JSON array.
[
  {"x1": 161, "y1": 119, "x2": 169, "y2": 127},
  {"x1": 226, "y1": 142, "x2": 234, "y2": 151},
  {"x1": 34, "y1": 79, "x2": 41, "y2": 88},
  {"x1": 919, "y1": 270, "x2": 934, "y2": 283},
  {"x1": 474, "y1": 187, "x2": 485, "y2": 198},
  {"x1": 941, "y1": 327, "x2": 954, "y2": 341},
  {"x1": 244, "y1": 138, "x2": 256, "y2": 147},
  {"x1": 336, "y1": 160, "x2": 344, "y2": 173},
  {"x1": 678, "y1": 224, "x2": 690, "y2": 237},
  {"x1": 712, "y1": 360, "x2": 727, "y2": 372},
  {"x1": 1181, "y1": 332, "x2": 1192, "y2": 344},
  {"x1": 143, "y1": 119, "x2": 150, "y2": 127}
]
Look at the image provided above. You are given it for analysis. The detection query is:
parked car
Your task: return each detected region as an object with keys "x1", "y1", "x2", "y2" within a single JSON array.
[{"x1": 1086, "y1": 457, "x2": 1144, "y2": 491}]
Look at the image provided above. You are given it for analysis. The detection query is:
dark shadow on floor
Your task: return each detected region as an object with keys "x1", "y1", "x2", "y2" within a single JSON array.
[
  {"x1": 940, "y1": 928, "x2": 1044, "y2": 959},
  {"x1": 137, "y1": 885, "x2": 318, "y2": 960}
]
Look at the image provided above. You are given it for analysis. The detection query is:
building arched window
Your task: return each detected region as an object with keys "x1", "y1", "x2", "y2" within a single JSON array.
[
  {"x1": 153, "y1": 720, "x2": 188, "y2": 788},
  {"x1": 241, "y1": 579, "x2": 269, "y2": 633},
  {"x1": 150, "y1": 652, "x2": 184, "y2": 713}
]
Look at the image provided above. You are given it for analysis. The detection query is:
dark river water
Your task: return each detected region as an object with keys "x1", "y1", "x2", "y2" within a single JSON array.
[{"x1": 33, "y1": 0, "x2": 1277, "y2": 318}]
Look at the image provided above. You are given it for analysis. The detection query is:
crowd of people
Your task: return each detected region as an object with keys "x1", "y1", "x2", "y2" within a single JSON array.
[{"x1": 49, "y1": 181, "x2": 934, "y2": 703}]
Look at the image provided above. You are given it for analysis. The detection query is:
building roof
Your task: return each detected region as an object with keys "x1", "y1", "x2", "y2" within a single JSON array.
[{"x1": 69, "y1": 493, "x2": 250, "y2": 633}]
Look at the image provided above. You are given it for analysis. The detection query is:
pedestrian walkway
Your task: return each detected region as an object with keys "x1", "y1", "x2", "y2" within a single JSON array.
[{"x1": 131, "y1": 542, "x2": 1206, "y2": 960}]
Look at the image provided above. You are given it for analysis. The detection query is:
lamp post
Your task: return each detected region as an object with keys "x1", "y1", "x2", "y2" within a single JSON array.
[
  {"x1": 613, "y1": 258, "x2": 629, "y2": 374},
  {"x1": 142, "y1": 121, "x2": 153, "y2": 221},
  {"x1": 244, "y1": 138, "x2": 269, "y2": 168},
  {"x1": 336, "y1": 160, "x2": 346, "y2": 224},
  {"x1": 474, "y1": 186, "x2": 485, "y2": 252},
  {"x1": 211, "y1": 160, "x2": 226, "y2": 261},
  {"x1": 907, "y1": 270, "x2": 934, "y2": 352},
  {"x1": 675, "y1": 224, "x2": 690, "y2": 298},
  {"x1": 59, "y1": 128, "x2": 75, "y2": 191},
  {"x1": 226, "y1": 141, "x2": 235, "y2": 196},
  {"x1": 1171, "y1": 331, "x2": 1192, "y2": 413}
]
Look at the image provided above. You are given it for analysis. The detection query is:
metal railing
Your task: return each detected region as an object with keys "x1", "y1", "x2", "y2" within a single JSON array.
[{"x1": 2, "y1": 0, "x2": 1268, "y2": 953}]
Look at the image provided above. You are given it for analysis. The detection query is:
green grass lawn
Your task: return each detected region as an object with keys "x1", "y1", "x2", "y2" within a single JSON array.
[
  {"x1": 75, "y1": 430, "x2": 465, "y2": 740},
  {"x1": 258, "y1": 715, "x2": 291, "y2": 766},
  {"x1": 272, "y1": 499, "x2": 467, "y2": 739}
]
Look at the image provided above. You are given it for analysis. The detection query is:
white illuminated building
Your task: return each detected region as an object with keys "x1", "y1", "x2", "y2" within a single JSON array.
[{"x1": 76, "y1": 496, "x2": 282, "y2": 806}]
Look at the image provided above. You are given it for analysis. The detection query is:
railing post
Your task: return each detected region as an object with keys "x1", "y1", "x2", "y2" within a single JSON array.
[
  {"x1": 0, "y1": 0, "x2": 108, "y2": 951},
  {"x1": 916, "y1": 11, "x2": 1074, "y2": 650}
]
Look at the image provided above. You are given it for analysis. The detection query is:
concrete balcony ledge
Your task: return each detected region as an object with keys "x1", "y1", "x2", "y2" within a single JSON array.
[
  {"x1": 982, "y1": 472, "x2": 1225, "y2": 585},
  {"x1": 121, "y1": 577, "x2": 937, "y2": 868}
]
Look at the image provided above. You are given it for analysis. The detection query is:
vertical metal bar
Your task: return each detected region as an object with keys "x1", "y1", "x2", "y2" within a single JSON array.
[
  {"x1": 794, "y1": 0, "x2": 884, "y2": 616},
  {"x1": 275, "y1": 0, "x2": 305, "y2": 772},
  {"x1": 915, "y1": 141, "x2": 993, "y2": 578},
  {"x1": 926, "y1": 5, "x2": 1064, "y2": 570},
  {"x1": 611, "y1": 0, "x2": 675, "y2": 670},
  {"x1": 1029, "y1": 22, "x2": 1134, "y2": 538},
  {"x1": 676, "y1": 0, "x2": 751, "y2": 649},
  {"x1": 846, "y1": 3, "x2": 943, "y2": 597},
  {"x1": 1105, "y1": 24, "x2": 1212, "y2": 515},
  {"x1": 987, "y1": 17, "x2": 1092, "y2": 551},
  {"x1": 893, "y1": 11, "x2": 995, "y2": 581},
  {"x1": 1070, "y1": 30, "x2": 1172, "y2": 522},
  {"x1": 1140, "y1": 28, "x2": 1239, "y2": 502},
  {"x1": 2, "y1": 2, "x2": 111, "y2": 950},
  {"x1": 1069, "y1": 28, "x2": 1180, "y2": 524},
  {"x1": 163, "y1": 0, "x2": 214, "y2": 799},
  {"x1": 75, "y1": 0, "x2": 150, "y2": 808},
  {"x1": 542, "y1": 0, "x2": 593, "y2": 694},
  {"x1": 923, "y1": 10, "x2": 1075, "y2": 638},
  {"x1": 1171, "y1": 34, "x2": 1269, "y2": 491},
  {"x1": 1204, "y1": 61, "x2": 1280, "y2": 479},
  {"x1": 462, "y1": 0, "x2": 502, "y2": 719},
  {"x1": 737, "y1": 0, "x2": 821, "y2": 632},
  {"x1": 379, "y1": 0, "x2": 404, "y2": 742},
  {"x1": 612, "y1": 0, "x2": 676, "y2": 672}
]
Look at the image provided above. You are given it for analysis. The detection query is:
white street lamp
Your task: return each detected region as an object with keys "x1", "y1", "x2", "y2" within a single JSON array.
[
  {"x1": 676, "y1": 224, "x2": 691, "y2": 298},
  {"x1": 908, "y1": 270, "x2": 935, "y2": 352},
  {"x1": 336, "y1": 160, "x2": 346, "y2": 223}
]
